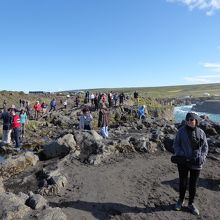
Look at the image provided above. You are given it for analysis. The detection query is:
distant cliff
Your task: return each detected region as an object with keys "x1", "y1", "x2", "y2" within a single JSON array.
[{"x1": 192, "y1": 100, "x2": 220, "y2": 114}]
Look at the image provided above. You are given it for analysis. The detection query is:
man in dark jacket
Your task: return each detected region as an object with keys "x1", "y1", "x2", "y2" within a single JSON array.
[
  {"x1": 173, "y1": 112, "x2": 208, "y2": 216},
  {"x1": 0, "y1": 107, "x2": 13, "y2": 144},
  {"x1": 133, "y1": 91, "x2": 139, "y2": 106}
]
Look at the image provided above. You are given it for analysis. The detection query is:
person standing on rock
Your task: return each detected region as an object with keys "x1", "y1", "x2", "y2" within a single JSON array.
[
  {"x1": 33, "y1": 101, "x2": 42, "y2": 120},
  {"x1": 49, "y1": 98, "x2": 57, "y2": 112},
  {"x1": 25, "y1": 101, "x2": 31, "y2": 118},
  {"x1": 119, "y1": 92, "x2": 125, "y2": 105},
  {"x1": 94, "y1": 94, "x2": 99, "y2": 111},
  {"x1": 133, "y1": 90, "x2": 139, "y2": 106},
  {"x1": 20, "y1": 109, "x2": 28, "y2": 139},
  {"x1": 0, "y1": 107, "x2": 13, "y2": 145},
  {"x1": 173, "y1": 112, "x2": 208, "y2": 216},
  {"x1": 90, "y1": 93, "x2": 95, "y2": 105},
  {"x1": 11, "y1": 109, "x2": 21, "y2": 149},
  {"x1": 3, "y1": 100, "x2": 7, "y2": 108},
  {"x1": 137, "y1": 105, "x2": 146, "y2": 119},
  {"x1": 75, "y1": 96, "x2": 80, "y2": 107},
  {"x1": 63, "y1": 100, "x2": 67, "y2": 109},
  {"x1": 79, "y1": 107, "x2": 93, "y2": 130},
  {"x1": 98, "y1": 103, "x2": 109, "y2": 138}
]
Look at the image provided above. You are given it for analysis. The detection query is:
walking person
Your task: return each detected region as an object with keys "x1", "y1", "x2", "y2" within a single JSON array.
[
  {"x1": 173, "y1": 112, "x2": 208, "y2": 216},
  {"x1": 49, "y1": 98, "x2": 57, "y2": 112}
]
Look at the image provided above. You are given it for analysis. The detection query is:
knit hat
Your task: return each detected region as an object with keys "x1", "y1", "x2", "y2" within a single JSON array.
[{"x1": 185, "y1": 112, "x2": 199, "y2": 123}]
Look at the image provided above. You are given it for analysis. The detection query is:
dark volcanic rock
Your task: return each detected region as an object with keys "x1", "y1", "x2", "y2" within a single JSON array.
[{"x1": 192, "y1": 100, "x2": 220, "y2": 114}]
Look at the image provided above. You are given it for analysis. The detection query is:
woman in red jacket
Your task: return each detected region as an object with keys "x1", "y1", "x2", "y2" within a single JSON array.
[
  {"x1": 33, "y1": 101, "x2": 42, "y2": 120},
  {"x1": 11, "y1": 109, "x2": 21, "y2": 148}
]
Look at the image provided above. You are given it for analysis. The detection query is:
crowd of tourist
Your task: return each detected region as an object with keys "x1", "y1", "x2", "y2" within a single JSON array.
[{"x1": 0, "y1": 91, "x2": 146, "y2": 148}]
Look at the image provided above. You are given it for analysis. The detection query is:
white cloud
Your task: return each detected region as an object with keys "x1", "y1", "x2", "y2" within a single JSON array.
[
  {"x1": 202, "y1": 62, "x2": 220, "y2": 72},
  {"x1": 184, "y1": 74, "x2": 220, "y2": 83},
  {"x1": 167, "y1": 0, "x2": 220, "y2": 15},
  {"x1": 184, "y1": 76, "x2": 210, "y2": 83},
  {"x1": 184, "y1": 61, "x2": 220, "y2": 83},
  {"x1": 197, "y1": 74, "x2": 220, "y2": 78},
  {"x1": 203, "y1": 62, "x2": 220, "y2": 68}
]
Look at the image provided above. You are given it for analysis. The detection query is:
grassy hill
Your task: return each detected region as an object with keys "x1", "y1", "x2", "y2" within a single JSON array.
[
  {"x1": 65, "y1": 83, "x2": 220, "y2": 98},
  {"x1": 1, "y1": 83, "x2": 220, "y2": 109}
]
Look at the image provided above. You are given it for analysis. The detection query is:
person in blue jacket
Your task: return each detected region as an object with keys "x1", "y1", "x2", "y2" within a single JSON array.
[
  {"x1": 137, "y1": 105, "x2": 146, "y2": 119},
  {"x1": 49, "y1": 98, "x2": 56, "y2": 112},
  {"x1": 173, "y1": 112, "x2": 208, "y2": 216}
]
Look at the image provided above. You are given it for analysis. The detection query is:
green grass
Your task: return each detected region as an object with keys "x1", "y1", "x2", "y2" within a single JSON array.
[
  {"x1": 80, "y1": 83, "x2": 220, "y2": 98},
  {"x1": 1, "y1": 83, "x2": 220, "y2": 107}
]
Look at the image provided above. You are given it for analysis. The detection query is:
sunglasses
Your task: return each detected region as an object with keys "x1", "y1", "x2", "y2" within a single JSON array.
[{"x1": 188, "y1": 118, "x2": 195, "y2": 122}]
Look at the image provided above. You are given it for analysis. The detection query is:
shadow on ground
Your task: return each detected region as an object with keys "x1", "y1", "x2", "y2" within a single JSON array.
[{"x1": 50, "y1": 200, "x2": 178, "y2": 220}]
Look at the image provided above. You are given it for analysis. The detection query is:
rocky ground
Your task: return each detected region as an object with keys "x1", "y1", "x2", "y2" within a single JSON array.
[
  {"x1": 0, "y1": 93, "x2": 220, "y2": 220},
  {"x1": 3, "y1": 151, "x2": 220, "y2": 220}
]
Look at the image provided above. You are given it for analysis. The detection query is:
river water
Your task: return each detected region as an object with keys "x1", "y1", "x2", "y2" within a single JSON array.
[{"x1": 174, "y1": 105, "x2": 220, "y2": 124}]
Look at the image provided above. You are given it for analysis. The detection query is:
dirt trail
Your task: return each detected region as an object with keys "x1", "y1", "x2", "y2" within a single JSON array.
[{"x1": 31, "y1": 152, "x2": 220, "y2": 220}]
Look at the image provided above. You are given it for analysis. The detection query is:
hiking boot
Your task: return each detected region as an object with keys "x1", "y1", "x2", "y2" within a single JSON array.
[
  {"x1": 188, "y1": 203, "x2": 200, "y2": 216},
  {"x1": 175, "y1": 199, "x2": 185, "y2": 211}
]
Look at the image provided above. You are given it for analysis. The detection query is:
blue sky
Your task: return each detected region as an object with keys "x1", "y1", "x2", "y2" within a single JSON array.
[{"x1": 0, "y1": 0, "x2": 220, "y2": 92}]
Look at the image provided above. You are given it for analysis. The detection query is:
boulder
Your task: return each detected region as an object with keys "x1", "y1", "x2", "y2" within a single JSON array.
[
  {"x1": 0, "y1": 192, "x2": 30, "y2": 219},
  {"x1": 42, "y1": 134, "x2": 76, "y2": 159},
  {"x1": 26, "y1": 192, "x2": 47, "y2": 210},
  {"x1": 162, "y1": 134, "x2": 175, "y2": 153},
  {"x1": 74, "y1": 131, "x2": 103, "y2": 162},
  {"x1": 38, "y1": 169, "x2": 68, "y2": 196},
  {"x1": 88, "y1": 143, "x2": 116, "y2": 165},
  {"x1": 116, "y1": 139, "x2": 135, "y2": 153},
  {"x1": 131, "y1": 137, "x2": 149, "y2": 152},
  {"x1": 0, "y1": 152, "x2": 39, "y2": 180},
  {"x1": 50, "y1": 112, "x2": 73, "y2": 128},
  {"x1": 25, "y1": 151, "x2": 39, "y2": 166},
  {"x1": 145, "y1": 141, "x2": 158, "y2": 153}
]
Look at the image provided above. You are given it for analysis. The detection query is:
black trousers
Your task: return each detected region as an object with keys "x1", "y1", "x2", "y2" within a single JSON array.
[
  {"x1": 12, "y1": 128, "x2": 21, "y2": 148},
  {"x1": 177, "y1": 164, "x2": 200, "y2": 204}
]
